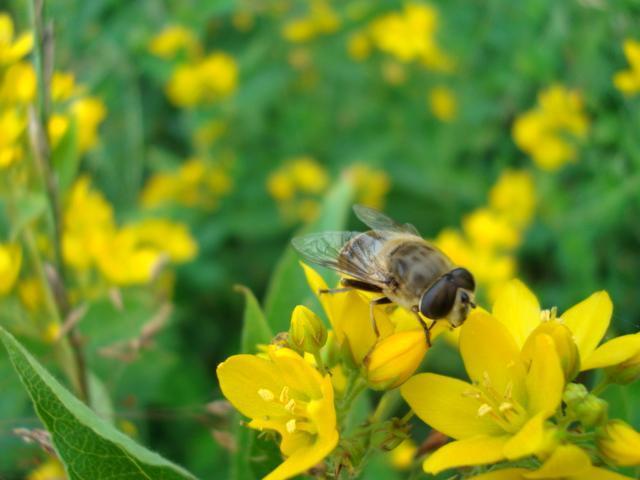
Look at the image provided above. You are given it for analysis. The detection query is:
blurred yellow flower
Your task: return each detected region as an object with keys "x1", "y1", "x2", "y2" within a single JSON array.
[
  {"x1": 125, "y1": 219, "x2": 198, "y2": 263},
  {"x1": 0, "y1": 242, "x2": 21, "y2": 295},
  {"x1": 71, "y1": 96, "x2": 107, "y2": 153},
  {"x1": 428, "y1": 85, "x2": 457, "y2": 122},
  {"x1": 63, "y1": 176, "x2": 115, "y2": 270},
  {"x1": 598, "y1": 420, "x2": 640, "y2": 467},
  {"x1": 149, "y1": 25, "x2": 201, "y2": 60},
  {"x1": 141, "y1": 157, "x2": 232, "y2": 210},
  {"x1": 217, "y1": 347, "x2": 338, "y2": 480},
  {"x1": 48, "y1": 114, "x2": 70, "y2": 148},
  {"x1": 401, "y1": 311, "x2": 564, "y2": 474},
  {"x1": 282, "y1": 0, "x2": 340, "y2": 43},
  {"x1": 232, "y1": 11, "x2": 255, "y2": 32},
  {"x1": 51, "y1": 71, "x2": 78, "y2": 102},
  {"x1": 18, "y1": 277, "x2": 44, "y2": 312},
  {"x1": 462, "y1": 208, "x2": 521, "y2": 250},
  {"x1": 389, "y1": 438, "x2": 417, "y2": 470},
  {"x1": 26, "y1": 457, "x2": 66, "y2": 480},
  {"x1": 0, "y1": 108, "x2": 25, "y2": 167},
  {"x1": 513, "y1": 85, "x2": 589, "y2": 171},
  {"x1": 613, "y1": 39, "x2": 640, "y2": 96},
  {"x1": 488, "y1": 170, "x2": 536, "y2": 228},
  {"x1": 369, "y1": 3, "x2": 453, "y2": 71},
  {"x1": 267, "y1": 156, "x2": 329, "y2": 223},
  {"x1": 166, "y1": 52, "x2": 238, "y2": 107},
  {"x1": 346, "y1": 163, "x2": 391, "y2": 210},
  {"x1": 0, "y1": 13, "x2": 33, "y2": 65},
  {"x1": 1, "y1": 61, "x2": 36, "y2": 103},
  {"x1": 347, "y1": 31, "x2": 371, "y2": 61}
]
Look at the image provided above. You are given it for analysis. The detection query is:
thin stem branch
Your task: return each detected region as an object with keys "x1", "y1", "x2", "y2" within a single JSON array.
[{"x1": 28, "y1": 0, "x2": 90, "y2": 404}]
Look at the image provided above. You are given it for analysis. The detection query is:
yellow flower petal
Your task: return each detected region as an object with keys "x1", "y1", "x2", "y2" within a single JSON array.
[
  {"x1": 423, "y1": 435, "x2": 510, "y2": 474},
  {"x1": 524, "y1": 445, "x2": 591, "y2": 478},
  {"x1": 575, "y1": 468, "x2": 636, "y2": 480},
  {"x1": 581, "y1": 333, "x2": 640, "y2": 371},
  {"x1": 492, "y1": 279, "x2": 540, "y2": 348},
  {"x1": 469, "y1": 469, "x2": 529, "y2": 480},
  {"x1": 264, "y1": 429, "x2": 338, "y2": 480},
  {"x1": 401, "y1": 373, "x2": 503, "y2": 439},
  {"x1": 525, "y1": 333, "x2": 564, "y2": 416},
  {"x1": 502, "y1": 412, "x2": 552, "y2": 460},
  {"x1": 560, "y1": 290, "x2": 612, "y2": 361},
  {"x1": 460, "y1": 310, "x2": 526, "y2": 402}
]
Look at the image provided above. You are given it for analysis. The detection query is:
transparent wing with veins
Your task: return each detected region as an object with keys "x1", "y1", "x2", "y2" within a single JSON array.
[
  {"x1": 291, "y1": 231, "x2": 391, "y2": 287},
  {"x1": 353, "y1": 204, "x2": 421, "y2": 237}
]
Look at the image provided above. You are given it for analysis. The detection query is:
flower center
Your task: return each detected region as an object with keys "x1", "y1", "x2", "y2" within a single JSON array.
[
  {"x1": 256, "y1": 386, "x2": 313, "y2": 435},
  {"x1": 464, "y1": 371, "x2": 526, "y2": 434}
]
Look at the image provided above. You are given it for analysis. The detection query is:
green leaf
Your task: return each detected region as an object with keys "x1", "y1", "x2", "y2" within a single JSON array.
[
  {"x1": 263, "y1": 177, "x2": 354, "y2": 332},
  {"x1": 0, "y1": 328, "x2": 197, "y2": 480},
  {"x1": 236, "y1": 285, "x2": 273, "y2": 354},
  {"x1": 51, "y1": 120, "x2": 79, "y2": 194}
]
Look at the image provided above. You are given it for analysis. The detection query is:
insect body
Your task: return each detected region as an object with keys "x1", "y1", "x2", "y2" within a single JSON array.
[{"x1": 292, "y1": 205, "x2": 476, "y2": 345}]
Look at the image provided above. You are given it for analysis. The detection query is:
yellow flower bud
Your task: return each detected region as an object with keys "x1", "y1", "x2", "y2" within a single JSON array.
[
  {"x1": 563, "y1": 383, "x2": 608, "y2": 429},
  {"x1": 598, "y1": 420, "x2": 640, "y2": 466},
  {"x1": 522, "y1": 320, "x2": 580, "y2": 381},
  {"x1": 289, "y1": 305, "x2": 327, "y2": 354},
  {"x1": 365, "y1": 330, "x2": 427, "y2": 390}
]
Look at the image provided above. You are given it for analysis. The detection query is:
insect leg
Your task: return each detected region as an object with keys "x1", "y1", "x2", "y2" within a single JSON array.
[
  {"x1": 370, "y1": 297, "x2": 392, "y2": 338},
  {"x1": 319, "y1": 287, "x2": 353, "y2": 295},
  {"x1": 340, "y1": 278, "x2": 384, "y2": 293},
  {"x1": 411, "y1": 306, "x2": 433, "y2": 347}
]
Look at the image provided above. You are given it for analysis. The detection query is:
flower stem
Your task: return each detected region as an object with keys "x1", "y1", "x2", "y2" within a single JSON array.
[{"x1": 28, "y1": 0, "x2": 90, "y2": 404}]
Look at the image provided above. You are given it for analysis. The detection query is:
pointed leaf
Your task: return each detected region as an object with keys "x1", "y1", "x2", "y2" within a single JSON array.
[
  {"x1": 0, "y1": 328, "x2": 196, "y2": 480},
  {"x1": 235, "y1": 285, "x2": 273, "y2": 353}
]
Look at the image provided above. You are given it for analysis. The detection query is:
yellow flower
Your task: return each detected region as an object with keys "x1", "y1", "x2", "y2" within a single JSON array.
[
  {"x1": 613, "y1": 39, "x2": 640, "y2": 96},
  {"x1": 388, "y1": 438, "x2": 417, "y2": 470},
  {"x1": 401, "y1": 311, "x2": 564, "y2": 474},
  {"x1": 0, "y1": 108, "x2": 26, "y2": 168},
  {"x1": 282, "y1": 0, "x2": 340, "y2": 43},
  {"x1": 71, "y1": 97, "x2": 106, "y2": 153},
  {"x1": 346, "y1": 164, "x2": 391, "y2": 210},
  {"x1": 0, "y1": 13, "x2": 33, "y2": 64},
  {"x1": 149, "y1": 25, "x2": 200, "y2": 60},
  {"x1": 289, "y1": 156, "x2": 328, "y2": 194},
  {"x1": 512, "y1": 85, "x2": 588, "y2": 171},
  {"x1": 51, "y1": 71, "x2": 78, "y2": 102},
  {"x1": 166, "y1": 53, "x2": 238, "y2": 107},
  {"x1": 598, "y1": 420, "x2": 640, "y2": 467},
  {"x1": 491, "y1": 279, "x2": 640, "y2": 373},
  {"x1": 462, "y1": 208, "x2": 521, "y2": 250},
  {"x1": 0, "y1": 242, "x2": 21, "y2": 295},
  {"x1": 267, "y1": 171, "x2": 295, "y2": 201},
  {"x1": 217, "y1": 347, "x2": 338, "y2": 480},
  {"x1": 26, "y1": 457, "x2": 66, "y2": 480},
  {"x1": 468, "y1": 444, "x2": 632, "y2": 480},
  {"x1": 63, "y1": 176, "x2": 115, "y2": 270},
  {"x1": 489, "y1": 170, "x2": 536, "y2": 228},
  {"x1": 1, "y1": 61, "x2": 36, "y2": 103},
  {"x1": 48, "y1": 114, "x2": 70, "y2": 148},
  {"x1": 94, "y1": 219, "x2": 197, "y2": 286},
  {"x1": 18, "y1": 277, "x2": 44, "y2": 311},
  {"x1": 428, "y1": 86, "x2": 457, "y2": 122},
  {"x1": 347, "y1": 31, "x2": 371, "y2": 61}
]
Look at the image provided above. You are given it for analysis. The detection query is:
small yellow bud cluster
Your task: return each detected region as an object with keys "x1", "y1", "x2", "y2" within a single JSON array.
[{"x1": 266, "y1": 156, "x2": 329, "y2": 223}]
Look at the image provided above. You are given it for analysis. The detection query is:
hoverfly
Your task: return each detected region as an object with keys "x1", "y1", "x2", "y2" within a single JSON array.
[{"x1": 292, "y1": 205, "x2": 476, "y2": 345}]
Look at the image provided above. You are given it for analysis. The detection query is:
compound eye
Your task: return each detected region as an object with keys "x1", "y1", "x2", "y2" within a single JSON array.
[
  {"x1": 419, "y1": 277, "x2": 457, "y2": 319},
  {"x1": 449, "y1": 267, "x2": 475, "y2": 291}
]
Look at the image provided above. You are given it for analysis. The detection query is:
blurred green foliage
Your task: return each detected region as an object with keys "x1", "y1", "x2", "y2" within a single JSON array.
[{"x1": 2, "y1": 0, "x2": 640, "y2": 478}]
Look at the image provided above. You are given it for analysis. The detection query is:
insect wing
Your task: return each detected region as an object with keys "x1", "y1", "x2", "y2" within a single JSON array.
[
  {"x1": 291, "y1": 231, "x2": 389, "y2": 285},
  {"x1": 353, "y1": 204, "x2": 420, "y2": 236}
]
